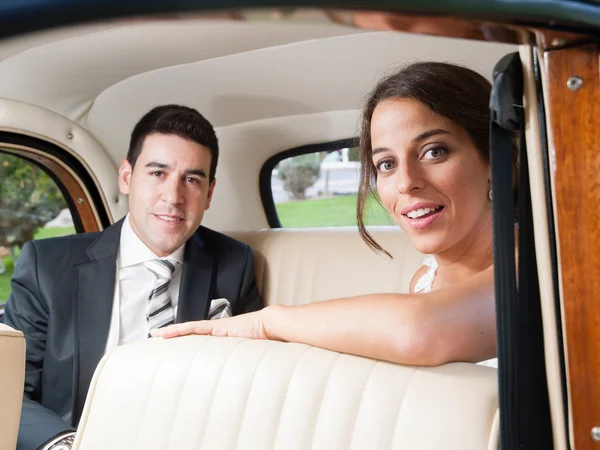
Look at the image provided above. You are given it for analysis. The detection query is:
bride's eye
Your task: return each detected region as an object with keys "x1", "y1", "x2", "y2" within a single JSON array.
[
  {"x1": 422, "y1": 146, "x2": 447, "y2": 161},
  {"x1": 376, "y1": 160, "x2": 395, "y2": 172}
]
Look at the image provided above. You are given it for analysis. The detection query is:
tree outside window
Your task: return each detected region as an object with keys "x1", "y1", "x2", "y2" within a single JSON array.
[{"x1": 0, "y1": 153, "x2": 74, "y2": 304}]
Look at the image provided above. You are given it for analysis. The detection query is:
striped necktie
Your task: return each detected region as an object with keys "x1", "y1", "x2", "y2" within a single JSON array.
[{"x1": 143, "y1": 259, "x2": 178, "y2": 337}]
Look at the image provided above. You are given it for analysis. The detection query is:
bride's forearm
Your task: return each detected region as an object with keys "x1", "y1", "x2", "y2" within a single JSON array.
[
  {"x1": 260, "y1": 273, "x2": 496, "y2": 367},
  {"x1": 261, "y1": 295, "x2": 433, "y2": 365}
]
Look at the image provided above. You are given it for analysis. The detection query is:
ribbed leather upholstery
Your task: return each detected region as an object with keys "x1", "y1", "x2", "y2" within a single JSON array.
[
  {"x1": 74, "y1": 336, "x2": 498, "y2": 450},
  {"x1": 228, "y1": 227, "x2": 424, "y2": 306},
  {"x1": 0, "y1": 323, "x2": 26, "y2": 450}
]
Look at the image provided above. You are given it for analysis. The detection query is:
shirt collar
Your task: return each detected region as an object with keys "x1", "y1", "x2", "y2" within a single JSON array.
[{"x1": 118, "y1": 214, "x2": 185, "y2": 269}]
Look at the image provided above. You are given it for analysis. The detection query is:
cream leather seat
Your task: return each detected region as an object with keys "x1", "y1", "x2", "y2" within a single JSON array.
[
  {"x1": 74, "y1": 336, "x2": 498, "y2": 450},
  {"x1": 72, "y1": 227, "x2": 499, "y2": 449},
  {"x1": 0, "y1": 323, "x2": 26, "y2": 450},
  {"x1": 228, "y1": 227, "x2": 425, "y2": 306}
]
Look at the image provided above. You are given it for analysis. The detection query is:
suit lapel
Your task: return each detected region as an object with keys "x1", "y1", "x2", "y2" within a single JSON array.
[
  {"x1": 73, "y1": 219, "x2": 123, "y2": 422},
  {"x1": 177, "y1": 232, "x2": 215, "y2": 322}
]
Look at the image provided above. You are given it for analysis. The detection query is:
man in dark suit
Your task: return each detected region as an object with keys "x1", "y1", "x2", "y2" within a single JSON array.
[{"x1": 2, "y1": 105, "x2": 262, "y2": 450}]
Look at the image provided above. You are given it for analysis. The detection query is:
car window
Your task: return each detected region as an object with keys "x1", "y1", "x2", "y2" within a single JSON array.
[
  {"x1": 270, "y1": 147, "x2": 394, "y2": 227},
  {"x1": 0, "y1": 152, "x2": 76, "y2": 305}
]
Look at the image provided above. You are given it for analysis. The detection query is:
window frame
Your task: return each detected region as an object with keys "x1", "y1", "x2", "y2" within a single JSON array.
[{"x1": 260, "y1": 137, "x2": 359, "y2": 228}]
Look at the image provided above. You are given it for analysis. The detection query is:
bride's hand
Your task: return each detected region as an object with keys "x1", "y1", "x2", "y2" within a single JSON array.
[{"x1": 150, "y1": 310, "x2": 272, "y2": 340}]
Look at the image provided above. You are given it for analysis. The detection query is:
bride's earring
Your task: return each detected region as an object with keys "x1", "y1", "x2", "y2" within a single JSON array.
[{"x1": 488, "y1": 189, "x2": 492, "y2": 200}]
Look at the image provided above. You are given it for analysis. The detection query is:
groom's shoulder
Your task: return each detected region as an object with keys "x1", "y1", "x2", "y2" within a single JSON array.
[
  {"x1": 19, "y1": 230, "x2": 104, "y2": 271},
  {"x1": 29, "y1": 219, "x2": 122, "y2": 259},
  {"x1": 30, "y1": 229, "x2": 101, "y2": 252}
]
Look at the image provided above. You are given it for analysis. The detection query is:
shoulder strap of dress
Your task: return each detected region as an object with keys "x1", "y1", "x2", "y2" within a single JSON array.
[{"x1": 414, "y1": 256, "x2": 438, "y2": 293}]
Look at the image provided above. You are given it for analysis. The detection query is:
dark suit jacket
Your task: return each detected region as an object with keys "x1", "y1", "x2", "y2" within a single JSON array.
[{"x1": 2, "y1": 219, "x2": 262, "y2": 450}]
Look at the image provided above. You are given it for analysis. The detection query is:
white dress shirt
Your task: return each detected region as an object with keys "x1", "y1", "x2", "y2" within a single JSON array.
[{"x1": 104, "y1": 214, "x2": 184, "y2": 354}]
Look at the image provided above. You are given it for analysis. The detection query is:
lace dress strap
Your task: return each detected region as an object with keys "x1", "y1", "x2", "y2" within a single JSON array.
[{"x1": 414, "y1": 255, "x2": 438, "y2": 293}]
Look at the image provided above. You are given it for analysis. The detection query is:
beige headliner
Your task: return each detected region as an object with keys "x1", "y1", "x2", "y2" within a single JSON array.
[{"x1": 0, "y1": 17, "x2": 516, "y2": 229}]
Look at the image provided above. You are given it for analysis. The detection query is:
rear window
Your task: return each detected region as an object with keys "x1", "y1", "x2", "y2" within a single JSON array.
[{"x1": 267, "y1": 144, "x2": 394, "y2": 228}]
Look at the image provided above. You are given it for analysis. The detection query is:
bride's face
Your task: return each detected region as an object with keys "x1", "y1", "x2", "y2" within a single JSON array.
[{"x1": 371, "y1": 98, "x2": 491, "y2": 255}]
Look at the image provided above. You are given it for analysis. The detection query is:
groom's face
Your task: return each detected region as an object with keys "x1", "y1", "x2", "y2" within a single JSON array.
[{"x1": 118, "y1": 132, "x2": 215, "y2": 256}]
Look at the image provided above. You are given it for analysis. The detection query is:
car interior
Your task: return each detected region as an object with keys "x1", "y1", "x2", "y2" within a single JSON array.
[{"x1": 0, "y1": 3, "x2": 598, "y2": 450}]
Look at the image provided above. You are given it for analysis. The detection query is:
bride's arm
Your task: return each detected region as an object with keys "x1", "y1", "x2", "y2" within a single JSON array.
[
  {"x1": 262, "y1": 266, "x2": 496, "y2": 366},
  {"x1": 155, "y1": 267, "x2": 496, "y2": 367}
]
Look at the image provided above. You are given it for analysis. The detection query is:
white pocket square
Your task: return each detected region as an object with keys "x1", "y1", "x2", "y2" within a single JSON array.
[{"x1": 207, "y1": 298, "x2": 232, "y2": 320}]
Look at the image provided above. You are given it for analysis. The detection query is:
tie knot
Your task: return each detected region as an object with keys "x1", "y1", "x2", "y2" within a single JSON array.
[{"x1": 143, "y1": 259, "x2": 177, "y2": 280}]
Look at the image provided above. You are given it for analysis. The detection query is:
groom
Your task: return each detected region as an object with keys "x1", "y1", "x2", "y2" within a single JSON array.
[{"x1": 3, "y1": 104, "x2": 262, "y2": 450}]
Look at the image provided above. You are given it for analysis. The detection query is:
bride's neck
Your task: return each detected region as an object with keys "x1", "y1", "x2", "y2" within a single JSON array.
[{"x1": 434, "y1": 213, "x2": 494, "y2": 280}]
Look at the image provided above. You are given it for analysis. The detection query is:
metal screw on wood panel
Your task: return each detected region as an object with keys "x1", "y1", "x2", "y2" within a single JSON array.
[
  {"x1": 77, "y1": 198, "x2": 83, "y2": 204},
  {"x1": 551, "y1": 38, "x2": 566, "y2": 47},
  {"x1": 592, "y1": 427, "x2": 600, "y2": 442},
  {"x1": 567, "y1": 76, "x2": 584, "y2": 91}
]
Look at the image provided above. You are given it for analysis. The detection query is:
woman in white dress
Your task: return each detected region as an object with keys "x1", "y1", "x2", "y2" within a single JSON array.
[{"x1": 154, "y1": 62, "x2": 517, "y2": 367}]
